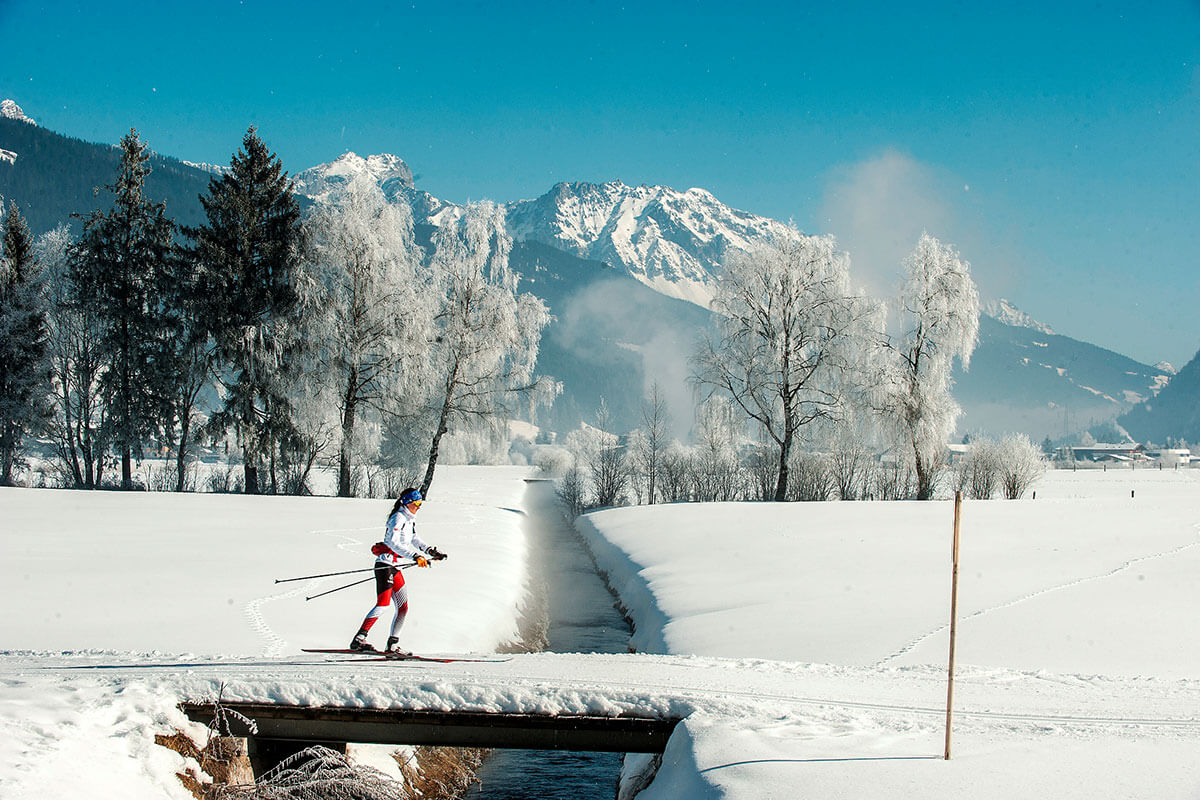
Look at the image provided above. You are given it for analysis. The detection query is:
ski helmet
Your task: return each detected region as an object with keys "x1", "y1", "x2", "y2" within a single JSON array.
[{"x1": 400, "y1": 487, "x2": 423, "y2": 506}]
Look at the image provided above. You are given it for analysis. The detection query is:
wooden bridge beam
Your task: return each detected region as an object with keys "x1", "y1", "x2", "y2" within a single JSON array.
[{"x1": 181, "y1": 701, "x2": 678, "y2": 754}]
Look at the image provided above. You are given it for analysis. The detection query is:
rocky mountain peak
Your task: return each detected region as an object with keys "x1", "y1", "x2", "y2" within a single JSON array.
[
  {"x1": 1, "y1": 100, "x2": 36, "y2": 126},
  {"x1": 292, "y1": 151, "x2": 414, "y2": 202},
  {"x1": 984, "y1": 298, "x2": 1055, "y2": 335}
]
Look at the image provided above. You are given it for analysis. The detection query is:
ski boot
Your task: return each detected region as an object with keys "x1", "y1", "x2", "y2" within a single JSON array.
[
  {"x1": 385, "y1": 637, "x2": 412, "y2": 657},
  {"x1": 349, "y1": 630, "x2": 377, "y2": 652}
]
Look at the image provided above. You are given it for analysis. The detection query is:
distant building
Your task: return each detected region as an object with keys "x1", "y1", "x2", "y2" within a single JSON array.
[
  {"x1": 1055, "y1": 443, "x2": 1146, "y2": 463},
  {"x1": 1146, "y1": 448, "x2": 1193, "y2": 467}
]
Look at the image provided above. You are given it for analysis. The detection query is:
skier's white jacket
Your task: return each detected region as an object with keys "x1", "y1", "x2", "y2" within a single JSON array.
[{"x1": 378, "y1": 506, "x2": 433, "y2": 565}]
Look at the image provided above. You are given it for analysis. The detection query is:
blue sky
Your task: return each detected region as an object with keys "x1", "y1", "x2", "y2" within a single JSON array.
[{"x1": 2, "y1": 0, "x2": 1197, "y2": 366}]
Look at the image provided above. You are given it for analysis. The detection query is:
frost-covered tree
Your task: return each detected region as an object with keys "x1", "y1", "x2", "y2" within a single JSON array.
[
  {"x1": 190, "y1": 128, "x2": 305, "y2": 494},
  {"x1": 827, "y1": 414, "x2": 876, "y2": 501},
  {"x1": 0, "y1": 202, "x2": 52, "y2": 484},
  {"x1": 40, "y1": 226, "x2": 109, "y2": 488},
  {"x1": 72, "y1": 130, "x2": 176, "y2": 489},
  {"x1": 419, "y1": 201, "x2": 556, "y2": 496},
  {"x1": 300, "y1": 174, "x2": 429, "y2": 496},
  {"x1": 658, "y1": 439, "x2": 694, "y2": 503},
  {"x1": 630, "y1": 382, "x2": 672, "y2": 504},
  {"x1": 875, "y1": 233, "x2": 979, "y2": 500},
  {"x1": 956, "y1": 437, "x2": 1000, "y2": 499},
  {"x1": 693, "y1": 233, "x2": 876, "y2": 501},
  {"x1": 996, "y1": 433, "x2": 1045, "y2": 499},
  {"x1": 691, "y1": 395, "x2": 743, "y2": 502},
  {"x1": 587, "y1": 401, "x2": 628, "y2": 508}
]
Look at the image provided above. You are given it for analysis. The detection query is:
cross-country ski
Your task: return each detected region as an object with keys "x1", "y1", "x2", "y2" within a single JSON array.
[{"x1": 301, "y1": 648, "x2": 510, "y2": 664}]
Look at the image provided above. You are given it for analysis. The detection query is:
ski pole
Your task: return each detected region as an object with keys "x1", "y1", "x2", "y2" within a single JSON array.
[
  {"x1": 277, "y1": 562, "x2": 419, "y2": 584},
  {"x1": 305, "y1": 576, "x2": 374, "y2": 601},
  {"x1": 275, "y1": 567, "x2": 374, "y2": 584},
  {"x1": 303, "y1": 563, "x2": 421, "y2": 601}
]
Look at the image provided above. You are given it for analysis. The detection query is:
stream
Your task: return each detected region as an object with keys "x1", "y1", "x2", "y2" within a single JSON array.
[{"x1": 461, "y1": 480, "x2": 632, "y2": 799}]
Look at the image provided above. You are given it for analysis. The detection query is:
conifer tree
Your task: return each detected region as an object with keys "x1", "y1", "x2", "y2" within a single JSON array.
[
  {"x1": 155, "y1": 241, "x2": 213, "y2": 492},
  {"x1": 72, "y1": 130, "x2": 176, "y2": 490},
  {"x1": 190, "y1": 128, "x2": 304, "y2": 494},
  {"x1": 0, "y1": 202, "x2": 52, "y2": 484}
]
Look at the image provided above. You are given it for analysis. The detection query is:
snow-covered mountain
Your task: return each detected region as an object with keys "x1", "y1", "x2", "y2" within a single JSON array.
[
  {"x1": 180, "y1": 160, "x2": 229, "y2": 176},
  {"x1": 292, "y1": 155, "x2": 797, "y2": 307},
  {"x1": 2, "y1": 115, "x2": 1184, "y2": 440},
  {"x1": 954, "y1": 304, "x2": 1172, "y2": 440},
  {"x1": 505, "y1": 180, "x2": 798, "y2": 307},
  {"x1": 286, "y1": 151, "x2": 1178, "y2": 439},
  {"x1": 293, "y1": 151, "x2": 414, "y2": 201},
  {"x1": 983, "y1": 298, "x2": 1055, "y2": 335},
  {"x1": 1, "y1": 100, "x2": 36, "y2": 126},
  {"x1": 1118, "y1": 346, "x2": 1200, "y2": 443},
  {"x1": 1, "y1": 100, "x2": 35, "y2": 165},
  {"x1": 292, "y1": 151, "x2": 465, "y2": 226}
]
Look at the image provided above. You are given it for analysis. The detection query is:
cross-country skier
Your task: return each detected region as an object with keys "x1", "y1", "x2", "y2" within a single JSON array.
[{"x1": 349, "y1": 487, "x2": 448, "y2": 654}]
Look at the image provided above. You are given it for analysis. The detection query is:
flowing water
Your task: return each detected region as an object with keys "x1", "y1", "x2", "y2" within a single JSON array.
[{"x1": 461, "y1": 480, "x2": 631, "y2": 799}]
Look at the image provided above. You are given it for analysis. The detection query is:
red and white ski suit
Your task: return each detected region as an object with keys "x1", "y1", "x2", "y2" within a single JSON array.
[{"x1": 358, "y1": 506, "x2": 435, "y2": 639}]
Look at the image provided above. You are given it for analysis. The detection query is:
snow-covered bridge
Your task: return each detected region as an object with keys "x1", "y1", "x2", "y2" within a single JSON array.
[{"x1": 180, "y1": 699, "x2": 678, "y2": 755}]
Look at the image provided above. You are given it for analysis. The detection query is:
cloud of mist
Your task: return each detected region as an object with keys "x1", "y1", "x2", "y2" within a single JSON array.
[
  {"x1": 815, "y1": 149, "x2": 1017, "y2": 307},
  {"x1": 817, "y1": 150, "x2": 952, "y2": 300},
  {"x1": 556, "y1": 278, "x2": 699, "y2": 439}
]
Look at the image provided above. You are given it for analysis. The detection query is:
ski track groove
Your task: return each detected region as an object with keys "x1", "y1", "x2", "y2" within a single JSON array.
[
  {"x1": 244, "y1": 526, "x2": 375, "y2": 658},
  {"x1": 874, "y1": 533, "x2": 1200, "y2": 669}
]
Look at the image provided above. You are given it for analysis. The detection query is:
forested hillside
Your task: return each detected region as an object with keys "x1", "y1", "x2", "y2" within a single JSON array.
[{"x1": 0, "y1": 117, "x2": 211, "y2": 234}]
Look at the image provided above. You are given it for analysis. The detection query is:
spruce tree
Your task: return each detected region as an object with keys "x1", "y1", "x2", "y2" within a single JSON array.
[
  {"x1": 0, "y1": 202, "x2": 52, "y2": 485},
  {"x1": 155, "y1": 245, "x2": 214, "y2": 492},
  {"x1": 72, "y1": 130, "x2": 176, "y2": 489},
  {"x1": 190, "y1": 128, "x2": 304, "y2": 494}
]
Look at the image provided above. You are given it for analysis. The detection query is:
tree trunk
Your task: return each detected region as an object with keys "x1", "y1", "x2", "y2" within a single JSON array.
[
  {"x1": 774, "y1": 405, "x2": 795, "y2": 502},
  {"x1": 244, "y1": 461, "x2": 259, "y2": 495},
  {"x1": 120, "y1": 318, "x2": 133, "y2": 490},
  {"x1": 421, "y1": 395, "x2": 453, "y2": 499},
  {"x1": 914, "y1": 446, "x2": 934, "y2": 501},
  {"x1": 0, "y1": 438, "x2": 14, "y2": 486},
  {"x1": 175, "y1": 411, "x2": 191, "y2": 493},
  {"x1": 337, "y1": 370, "x2": 358, "y2": 498},
  {"x1": 82, "y1": 405, "x2": 95, "y2": 489},
  {"x1": 337, "y1": 443, "x2": 353, "y2": 498},
  {"x1": 774, "y1": 440, "x2": 790, "y2": 502}
]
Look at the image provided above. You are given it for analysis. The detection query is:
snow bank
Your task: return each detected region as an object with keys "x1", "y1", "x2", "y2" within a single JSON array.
[
  {"x1": 0, "y1": 466, "x2": 534, "y2": 798},
  {"x1": 576, "y1": 469, "x2": 1200, "y2": 798}
]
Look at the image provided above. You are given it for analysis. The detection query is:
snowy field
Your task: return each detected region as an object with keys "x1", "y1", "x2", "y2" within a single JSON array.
[
  {"x1": 1, "y1": 466, "x2": 1198, "y2": 798},
  {"x1": 577, "y1": 468, "x2": 1200, "y2": 797}
]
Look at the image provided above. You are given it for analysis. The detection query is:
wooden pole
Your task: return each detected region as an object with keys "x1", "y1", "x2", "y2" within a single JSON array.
[{"x1": 944, "y1": 491, "x2": 963, "y2": 760}]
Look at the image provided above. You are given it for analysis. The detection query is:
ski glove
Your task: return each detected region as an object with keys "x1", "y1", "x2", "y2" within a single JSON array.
[
  {"x1": 428, "y1": 546, "x2": 448, "y2": 561},
  {"x1": 415, "y1": 556, "x2": 429, "y2": 568}
]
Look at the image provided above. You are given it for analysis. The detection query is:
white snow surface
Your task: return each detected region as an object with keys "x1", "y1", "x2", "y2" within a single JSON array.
[{"x1": 2, "y1": 467, "x2": 1199, "y2": 798}]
